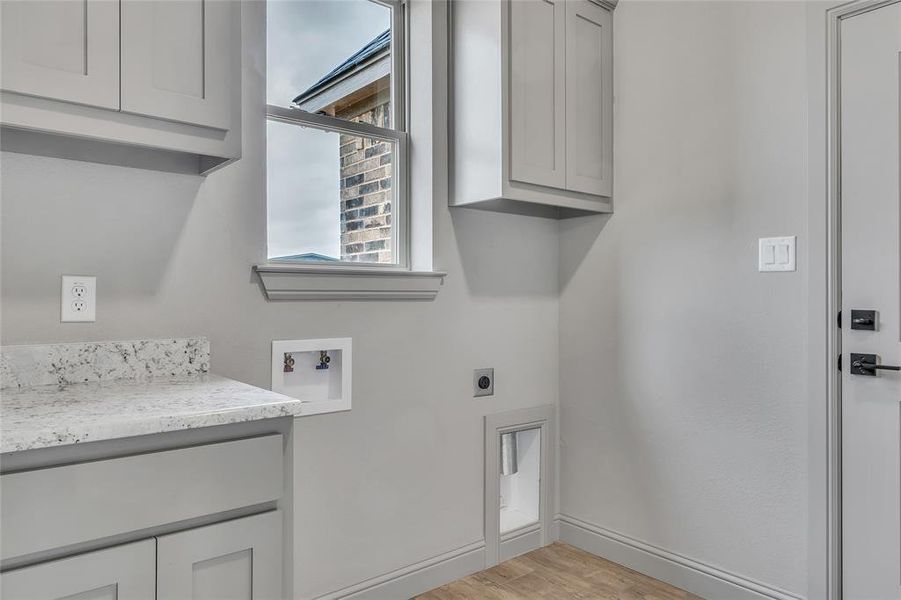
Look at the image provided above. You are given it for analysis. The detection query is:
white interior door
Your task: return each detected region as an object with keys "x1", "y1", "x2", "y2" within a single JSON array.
[{"x1": 841, "y1": 3, "x2": 901, "y2": 598}]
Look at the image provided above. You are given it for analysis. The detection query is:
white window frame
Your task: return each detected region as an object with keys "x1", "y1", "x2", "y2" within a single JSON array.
[
  {"x1": 255, "y1": 0, "x2": 446, "y2": 300},
  {"x1": 264, "y1": 0, "x2": 410, "y2": 270}
]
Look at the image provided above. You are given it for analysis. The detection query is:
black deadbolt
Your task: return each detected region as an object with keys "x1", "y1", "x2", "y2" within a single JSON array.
[
  {"x1": 478, "y1": 376, "x2": 491, "y2": 390},
  {"x1": 850, "y1": 310, "x2": 876, "y2": 331}
]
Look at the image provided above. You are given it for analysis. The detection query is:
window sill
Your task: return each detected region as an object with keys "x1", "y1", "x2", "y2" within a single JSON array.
[{"x1": 254, "y1": 263, "x2": 447, "y2": 301}]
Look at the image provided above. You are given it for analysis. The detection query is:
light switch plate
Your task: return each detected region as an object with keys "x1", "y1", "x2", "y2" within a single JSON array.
[
  {"x1": 61, "y1": 275, "x2": 96, "y2": 322},
  {"x1": 758, "y1": 236, "x2": 796, "y2": 272}
]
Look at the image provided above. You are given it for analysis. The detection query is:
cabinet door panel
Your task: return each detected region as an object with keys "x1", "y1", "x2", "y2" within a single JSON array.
[
  {"x1": 0, "y1": 540, "x2": 155, "y2": 600},
  {"x1": 509, "y1": 0, "x2": 566, "y2": 189},
  {"x1": 0, "y1": 0, "x2": 119, "y2": 109},
  {"x1": 120, "y1": 0, "x2": 235, "y2": 129},
  {"x1": 565, "y1": 0, "x2": 612, "y2": 196},
  {"x1": 157, "y1": 511, "x2": 282, "y2": 600}
]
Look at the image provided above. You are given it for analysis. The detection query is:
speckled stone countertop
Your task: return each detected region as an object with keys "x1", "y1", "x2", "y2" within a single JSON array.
[
  {"x1": 0, "y1": 338, "x2": 302, "y2": 453},
  {"x1": 1, "y1": 338, "x2": 211, "y2": 390},
  {"x1": 0, "y1": 374, "x2": 303, "y2": 453}
]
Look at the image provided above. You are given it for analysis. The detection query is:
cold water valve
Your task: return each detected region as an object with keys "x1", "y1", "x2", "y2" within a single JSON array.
[{"x1": 316, "y1": 350, "x2": 331, "y2": 370}]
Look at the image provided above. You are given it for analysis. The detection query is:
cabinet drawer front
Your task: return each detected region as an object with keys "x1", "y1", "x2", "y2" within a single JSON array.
[
  {"x1": 1, "y1": 435, "x2": 283, "y2": 561},
  {"x1": 0, "y1": 0, "x2": 119, "y2": 109},
  {"x1": 0, "y1": 539, "x2": 155, "y2": 600}
]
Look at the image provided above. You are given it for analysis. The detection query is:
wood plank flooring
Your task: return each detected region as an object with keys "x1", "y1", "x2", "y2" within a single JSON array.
[{"x1": 415, "y1": 542, "x2": 703, "y2": 600}]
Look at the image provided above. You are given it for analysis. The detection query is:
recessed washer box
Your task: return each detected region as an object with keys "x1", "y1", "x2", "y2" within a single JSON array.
[{"x1": 271, "y1": 338, "x2": 352, "y2": 416}]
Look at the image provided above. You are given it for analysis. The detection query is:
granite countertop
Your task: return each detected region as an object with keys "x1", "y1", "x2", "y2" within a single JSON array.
[
  {"x1": 0, "y1": 337, "x2": 303, "y2": 453},
  {"x1": 0, "y1": 374, "x2": 303, "y2": 453}
]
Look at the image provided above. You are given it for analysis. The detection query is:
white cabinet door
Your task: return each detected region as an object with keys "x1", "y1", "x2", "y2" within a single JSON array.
[
  {"x1": 0, "y1": 0, "x2": 119, "y2": 109},
  {"x1": 120, "y1": 0, "x2": 235, "y2": 130},
  {"x1": 564, "y1": 0, "x2": 612, "y2": 197},
  {"x1": 0, "y1": 540, "x2": 155, "y2": 600},
  {"x1": 157, "y1": 511, "x2": 282, "y2": 600},
  {"x1": 509, "y1": 0, "x2": 566, "y2": 189}
]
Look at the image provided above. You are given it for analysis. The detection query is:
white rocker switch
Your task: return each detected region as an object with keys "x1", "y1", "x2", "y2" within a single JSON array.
[{"x1": 758, "y1": 236, "x2": 796, "y2": 272}]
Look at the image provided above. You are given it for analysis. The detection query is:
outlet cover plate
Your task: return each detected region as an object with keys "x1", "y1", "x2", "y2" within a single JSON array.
[
  {"x1": 474, "y1": 368, "x2": 495, "y2": 397},
  {"x1": 758, "y1": 236, "x2": 796, "y2": 272},
  {"x1": 61, "y1": 275, "x2": 96, "y2": 322}
]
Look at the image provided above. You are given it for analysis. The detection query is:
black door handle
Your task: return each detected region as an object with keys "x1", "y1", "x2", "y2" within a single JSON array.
[
  {"x1": 855, "y1": 361, "x2": 901, "y2": 371},
  {"x1": 850, "y1": 353, "x2": 901, "y2": 375}
]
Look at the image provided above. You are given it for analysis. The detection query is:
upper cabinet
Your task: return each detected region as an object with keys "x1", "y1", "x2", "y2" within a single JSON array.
[
  {"x1": 0, "y1": 0, "x2": 242, "y2": 174},
  {"x1": 451, "y1": 0, "x2": 615, "y2": 218},
  {"x1": 0, "y1": 0, "x2": 120, "y2": 109},
  {"x1": 565, "y1": 0, "x2": 612, "y2": 197},
  {"x1": 121, "y1": 0, "x2": 233, "y2": 130},
  {"x1": 509, "y1": 0, "x2": 566, "y2": 191}
]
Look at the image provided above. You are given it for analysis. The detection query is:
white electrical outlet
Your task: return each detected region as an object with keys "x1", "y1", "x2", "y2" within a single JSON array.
[{"x1": 61, "y1": 276, "x2": 96, "y2": 322}]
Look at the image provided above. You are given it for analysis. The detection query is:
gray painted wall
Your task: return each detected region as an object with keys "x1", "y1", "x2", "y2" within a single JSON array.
[
  {"x1": 0, "y1": 0, "x2": 816, "y2": 597},
  {"x1": 0, "y1": 6, "x2": 559, "y2": 598},
  {"x1": 558, "y1": 1, "x2": 809, "y2": 596}
]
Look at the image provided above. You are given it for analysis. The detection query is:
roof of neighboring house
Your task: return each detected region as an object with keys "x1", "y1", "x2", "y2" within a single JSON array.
[
  {"x1": 292, "y1": 29, "x2": 390, "y2": 107},
  {"x1": 270, "y1": 252, "x2": 338, "y2": 262}
]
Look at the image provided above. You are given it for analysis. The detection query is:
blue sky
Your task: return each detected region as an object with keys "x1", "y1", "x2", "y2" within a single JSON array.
[{"x1": 266, "y1": 0, "x2": 389, "y2": 259}]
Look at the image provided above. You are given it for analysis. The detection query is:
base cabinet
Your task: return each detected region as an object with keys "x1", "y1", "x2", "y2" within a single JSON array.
[
  {"x1": 1, "y1": 434, "x2": 287, "y2": 600},
  {"x1": 0, "y1": 540, "x2": 156, "y2": 600},
  {"x1": 157, "y1": 512, "x2": 283, "y2": 600},
  {"x1": 0, "y1": 512, "x2": 282, "y2": 600}
]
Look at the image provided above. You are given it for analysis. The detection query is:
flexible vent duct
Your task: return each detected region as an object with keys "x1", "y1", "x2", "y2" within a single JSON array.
[{"x1": 500, "y1": 432, "x2": 518, "y2": 476}]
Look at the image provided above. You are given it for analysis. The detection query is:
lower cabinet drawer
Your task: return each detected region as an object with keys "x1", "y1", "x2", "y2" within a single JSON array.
[
  {"x1": 0, "y1": 539, "x2": 155, "y2": 600},
  {"x1": 1, "y1": 435, "x2": 283, "y2": 561}
]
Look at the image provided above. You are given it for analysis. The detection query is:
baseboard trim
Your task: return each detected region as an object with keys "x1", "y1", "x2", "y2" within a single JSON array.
[
  {"x1": 557, "y1": 515, "x2": 805, "y2": 600},
  {"x1": 312, "y1": 540, "x2": 486, "y2": 600},
  {"x1": 499, "y1": 528, "x2": 542, "y2": 562}
]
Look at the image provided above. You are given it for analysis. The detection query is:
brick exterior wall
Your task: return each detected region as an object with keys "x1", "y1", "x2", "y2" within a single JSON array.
[{"x1": 339, "y1": 101, "x2": 393, "y2": 263}]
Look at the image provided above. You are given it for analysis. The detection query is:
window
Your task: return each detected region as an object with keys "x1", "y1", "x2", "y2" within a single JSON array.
[{"x1": 266, "y1": 0, "x2": 407, "y2": 267}]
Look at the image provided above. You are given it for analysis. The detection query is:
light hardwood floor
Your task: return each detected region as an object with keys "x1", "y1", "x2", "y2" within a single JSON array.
[{"x1": 415, "y1": 542, "x2": 703, "y2": 600}]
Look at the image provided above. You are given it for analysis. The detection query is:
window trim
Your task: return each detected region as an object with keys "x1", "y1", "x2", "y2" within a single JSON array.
[
  {"x1": 256, "y1": 0, "x2": 446, "y2": 300},
  {"x1": 264, "y1": 0, "x2": 410, "y2": 269},
  {"x1": 379, "y1": 0, "x2": 407, "y2": 133},
  {"x1": 254, "y1": 263, "x2": 446, "y2": 301}
]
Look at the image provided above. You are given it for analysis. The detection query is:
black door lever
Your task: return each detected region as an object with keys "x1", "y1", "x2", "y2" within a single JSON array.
[{"x1": 850, "y1": 353, "x2": 901, "y2": 376}]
